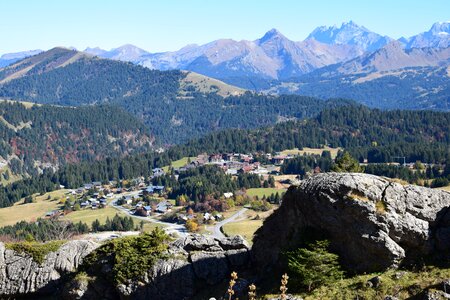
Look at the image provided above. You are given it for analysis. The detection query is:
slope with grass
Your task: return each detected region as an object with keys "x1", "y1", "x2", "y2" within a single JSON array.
[{"x1": 0, "y1": 189, "x2": 66, "y2": 227}]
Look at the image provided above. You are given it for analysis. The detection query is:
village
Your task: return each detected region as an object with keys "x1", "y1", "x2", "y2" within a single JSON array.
[
  {"x1": 47, "y1": 147, "x2": 439, "y2": 233},
  {"x1": 44, "y1": 151, "x2": 300, "y2": 235}
]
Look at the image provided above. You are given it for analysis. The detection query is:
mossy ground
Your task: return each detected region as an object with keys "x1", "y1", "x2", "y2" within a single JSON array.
[{"x1": 5, "y1": 240, "x2": 65, "y2": 264}]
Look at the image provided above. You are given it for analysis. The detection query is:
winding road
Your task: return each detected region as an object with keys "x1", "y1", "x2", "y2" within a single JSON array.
[{"x1": 205, "y1": 208, "x2": 248, "y2": 239}]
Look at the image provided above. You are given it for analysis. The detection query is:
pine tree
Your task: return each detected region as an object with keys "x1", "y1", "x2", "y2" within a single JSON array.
[
  {"x1": 331, "y1": 152, "x2": 363, "y2": 173},
  {"x1": 286, "y1": 240, "x2": 344, "y2": 292}
]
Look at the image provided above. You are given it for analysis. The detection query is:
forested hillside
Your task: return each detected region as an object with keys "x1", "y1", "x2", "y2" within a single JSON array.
[
  {"x1": 1, "y1": 104, "x2": 449, "y2": 207},
  {"x1": 272, "y1": 66, "x2": 450, "y2": 110},
  {"x1": 184, "y1": 105, "x2": 450, "y2": 162},
  {"x1": 0, "y1": 48, "x2": 351, "y2": 144},
  {"x1": 0, "y1": 101, "x2": 153, "y2": 180}
]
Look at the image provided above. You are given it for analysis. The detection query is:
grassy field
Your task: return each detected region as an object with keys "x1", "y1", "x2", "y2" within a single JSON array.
[
  {"x1": 222, "y1": 208, "x2": 276, "y2": 244},
  {"x1": 222, "y1": 219, "x2": 263, "y2": 244},
  {"x1": 63, "y1": 206, "x2": 125, "y2": 227},
  {"x1": 162, "y1": 156, "x2": 196, "y2": 172},
  {"x1": 0, "y1": 189, "x2": 67, "y2": 227},
  {"x1": 0, "y1": 99, "x2": 38, "y2": 108},
  {"x1": 246, "y1": 188, "x2": 286, "y2": 198},
  {"x1": 179, "y1": 71, "x2": 245, "y2": 98},
  {"x1": 280, "y1": 146, "x2": 341, "y2": 159}
]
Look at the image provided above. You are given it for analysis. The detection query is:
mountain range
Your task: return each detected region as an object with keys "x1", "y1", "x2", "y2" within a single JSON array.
[
  {"x1": 0, "y1": 47, "x2": 340, "y2": 145},
  {"x1": 0, "y1": 50, "x2": 42, "y2": 68},
  {"x1": 0, "y1": 21, "x2": 448, "y2": 111},
  {"x1": 2, "y1": 21, "x2": 448, "y2": 82},
  {"x1": 80, "y1": 20, "x2": 449, "y2": 84}
]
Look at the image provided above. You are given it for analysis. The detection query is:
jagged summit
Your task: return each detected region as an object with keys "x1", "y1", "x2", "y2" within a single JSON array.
[
  {"x1": 404, "y1": 21, "x2": 450, "y2": 49},
  {"x1": 257, "y1": 28, "x2": 286, "y2": 43},
  {"x1": 306, "y1": 20, "x2": 392, "y2": 52}
]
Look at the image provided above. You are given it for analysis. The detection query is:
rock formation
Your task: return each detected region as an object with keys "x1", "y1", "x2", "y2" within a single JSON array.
[
  {"x1": 116, "y1": 234, "x2": 250, "y2": 299},
  {"x1": 0, "y1": 240, "x2": 99, "y2": 295},
  {"x1": 253, "y1": 172, "x2": 450, "y2": 273},
  {"x1": 0, "y1": 234, "x2": 250, "y2": 299}
]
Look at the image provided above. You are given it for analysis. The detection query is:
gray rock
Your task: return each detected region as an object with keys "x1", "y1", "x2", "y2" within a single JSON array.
[
  {"x1": 0, "y1": 233, "x2": 251, "y2": 299},
  {"x1": 173, "y1": 234, "x2": 222, "y2": 251},
  {"x1": 442, "y1": 279, "x2": 450, "y2": 293},
  {"x1": 190, "y1": 251, "x2": 229, "y2": 285},
  {"x1": 218, "y1": 235, "x2": 249, "y2": 250},
  {"x1": 226, "y1": 248, "x2": 250, "y2": 267},
  {"x1": 253, "y1": 173, "x2": 450, "y2": 273},
  {"x1": 394, "y1": 271, "x2": 406, "y2": 280},
  {"x1": 0, "y1": 240, "x2": 99, "y2": 296},
  {"x1": 423, "y1": 290, "x2": 450, "y2": 300},
  {"x1": 368, "y1": 276, "x2": 382, "y2": 288}
]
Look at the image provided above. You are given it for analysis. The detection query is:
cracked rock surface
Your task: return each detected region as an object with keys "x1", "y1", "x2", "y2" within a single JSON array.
[
  {"x1": 252, "y1": 172, "x2": 450, "y2": 272},
  {"x1": 0, "y1": 240, "x2": 100, "y2": 296},
  {"x1": 0, "y1": 234, "x2": 250, "y2": 299}
]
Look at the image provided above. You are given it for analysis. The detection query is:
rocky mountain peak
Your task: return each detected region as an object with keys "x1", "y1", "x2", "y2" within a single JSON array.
[
  {"x1": 306, "y1": 20, "x2": 391, "y2": 52},
  {"x1": 257, "y1": 28, "x2": 286, "y2": 43}
]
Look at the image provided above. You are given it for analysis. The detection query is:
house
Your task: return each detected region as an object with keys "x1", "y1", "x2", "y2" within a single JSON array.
[
  {"x1": 45, "y1": 210, "x2": 60, "y2": 218},
  {"x1": 155, "y1": 200, "x2": 173, "y2": 213},
  {"x1": 109, "y1": 180, "x2": 117, "y2": 187},
  {"x1": 136, "y1": 205, "x2": 152, "y2": 216},
  {"x1": 143, "y1": 186, "x2": 154, "y2": 195},
  {"x1": 143, "y1": 206, "x2": 152, "y2": 216},
  {"x1": 143, "y1": 185, "x2": 165, "y2": 195},
  {"x1": 80, "y1": 201, "x2": 89, "y2": 208},
  {"x1": 84, "y1": 183, "x2": 94, "y2": 190},
  {"x1": 238, "y1": 165, "x2": 253, "y2": 174},
  {"x1": 223, "y1": 153, "x2": 235, "y2": 161},
  {"x1": 153, "y1": 185, "x2": 164, "y2": 194},
  {"x1": 152, "y1": 168, "x2": 165, "y2": 177},
  {"x1": 241, "y1": 155, "x2": 253, "y2": 163},
  {"x1": 272, "y1": 155, "x2": 287, "y2": 165},
  {"x1": 122, "y1": 196, "x2": 133, "y2": 205},
  {"x1": 223, "y1": 192, "x2": 234, "y2": 199},
  {"x1": 92, "y1": 181, "x2": 102, "y2": 188},
  {"x1": 209, "y1": 154, "x2": 222, "y2": 163}
]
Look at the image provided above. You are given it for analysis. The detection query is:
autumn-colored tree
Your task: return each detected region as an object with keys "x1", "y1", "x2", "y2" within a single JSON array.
[{"x1": 185, "y1": 219, "x2": 199, "y2": 232}]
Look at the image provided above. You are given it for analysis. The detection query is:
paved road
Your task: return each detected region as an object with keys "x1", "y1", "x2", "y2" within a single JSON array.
[
  {"x1": 206, "y1": 208, "x2": 248, "y2": 239},
  {"x1": 109, "y1": 198, "x2": 188, "y2": 237},
  {"x1": 109, "y1": 193, "x2": 247, "y2": 239}
]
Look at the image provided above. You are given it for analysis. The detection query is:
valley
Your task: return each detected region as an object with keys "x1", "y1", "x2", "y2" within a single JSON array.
[{"x1": 0, "y1": 5, "x2": 449, "y2": 299}]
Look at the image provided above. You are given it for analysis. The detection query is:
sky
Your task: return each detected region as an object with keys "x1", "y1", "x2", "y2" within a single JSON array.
[{"x1": 1, "y1": 0, "x2": 449, "y2": 55}]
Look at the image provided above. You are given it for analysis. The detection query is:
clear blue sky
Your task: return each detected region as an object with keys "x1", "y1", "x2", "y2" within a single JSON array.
[{"x1": 1, "y1": 0, "x2": 449, "y2": 54}]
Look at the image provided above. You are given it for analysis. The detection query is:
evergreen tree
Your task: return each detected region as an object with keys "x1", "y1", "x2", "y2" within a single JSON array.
[
  {"x1": 286, "y1": 240, "x2": 344, "y2": 292},
  {"x1": 331, "y1": 152, "x2": 363, "y2": 173}
]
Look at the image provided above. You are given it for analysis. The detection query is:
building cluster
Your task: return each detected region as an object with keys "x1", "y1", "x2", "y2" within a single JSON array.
[{"x1": 175, "y1": 153, "x2": 291, "y2": 176}]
